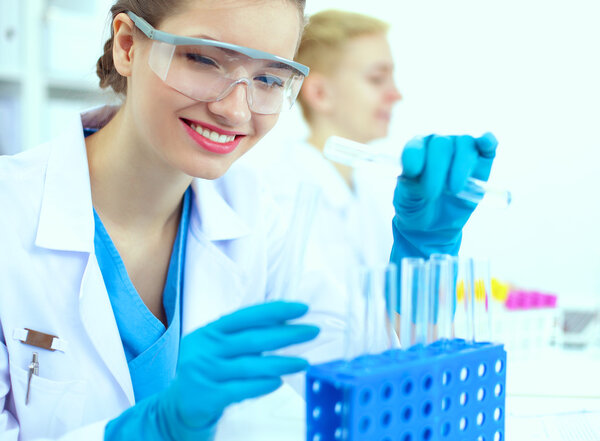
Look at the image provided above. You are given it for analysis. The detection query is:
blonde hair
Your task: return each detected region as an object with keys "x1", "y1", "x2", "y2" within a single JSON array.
[{"x1": 296, "y1": 10, "x2": 389, "y2": 122}]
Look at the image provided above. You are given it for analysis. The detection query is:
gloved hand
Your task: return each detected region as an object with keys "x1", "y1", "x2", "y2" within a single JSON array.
[
  {"x1": 104, "y1": 301, "x2": 320, "y2": 441},
  {"x1": 390, "y1": 133, "x2": 498, "y2": 262}
]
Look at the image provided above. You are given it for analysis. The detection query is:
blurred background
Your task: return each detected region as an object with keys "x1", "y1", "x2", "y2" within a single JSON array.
[{"x1": 1, "y1": 0, "x2": 599, "y2": 312}]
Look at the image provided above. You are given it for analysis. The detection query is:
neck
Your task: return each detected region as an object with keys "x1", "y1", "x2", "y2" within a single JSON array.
[{"x1": 85, "y1": 106, "x2": 192, "y2": 233}]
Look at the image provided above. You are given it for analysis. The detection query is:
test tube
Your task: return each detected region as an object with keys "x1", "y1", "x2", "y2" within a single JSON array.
[
  {"x1": 400, "y1": 257, "x2": 429, "y2": 348},
  {"x1": 429, "y1": 254, "x2": 455, "y2": 343},
  {"x1": 453, "y1": 257, "x2": 475, "y2": 343},
  {"x1": 358, "y1": 263, "x2": 399, "y2": 355},
  {"x1": 324, "y1": 136, "x2": 512, "y2": 208}
]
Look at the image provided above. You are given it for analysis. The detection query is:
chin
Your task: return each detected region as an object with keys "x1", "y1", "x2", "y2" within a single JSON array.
[{"x1": 181, "y1": 161, "x2": 232, "y2": 181}]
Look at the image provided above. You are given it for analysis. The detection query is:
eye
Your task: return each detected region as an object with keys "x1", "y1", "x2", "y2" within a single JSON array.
[
  {"x1": 367, "y1": 75, "x2": 387, "y2": 86},
  {"x1": 254, "y1": 74, "x2": 284, "y2": 88},
  {"x1": 185, "y1": 53, "x2": 219, "y2": 67}
]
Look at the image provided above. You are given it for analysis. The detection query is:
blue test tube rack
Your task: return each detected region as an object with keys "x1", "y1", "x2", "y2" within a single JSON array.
[{"x1": 306, "y1": 339, "x2": 506, "y2": 441}]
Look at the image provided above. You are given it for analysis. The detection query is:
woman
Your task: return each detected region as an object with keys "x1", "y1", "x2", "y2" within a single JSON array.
[{"x1": 0, "y1": 0, "x2": 497, "y2": 440}]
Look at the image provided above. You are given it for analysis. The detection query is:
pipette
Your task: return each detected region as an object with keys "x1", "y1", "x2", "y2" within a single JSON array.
[{"x1": 324, "y1": 136, "x2": 512, "y2": 208}]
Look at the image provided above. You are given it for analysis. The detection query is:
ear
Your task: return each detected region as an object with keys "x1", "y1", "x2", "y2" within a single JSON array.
[
  {"x1": 112, "y1": 12, "x2": 136, "y2": 78},
  {"x1": 300, "y1": 72, "x2": 335, "y2": 115}
]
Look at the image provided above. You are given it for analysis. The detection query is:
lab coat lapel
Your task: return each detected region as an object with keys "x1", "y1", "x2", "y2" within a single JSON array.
[
  {"x1": 79, "y1": 254, "x2": 135, "y2": 405},
  {"x1": 35, "y1": 109, "x2": 134, "y2": 405},
  {"x1": 181, "y1": 179, "x2": 251, "y2": 334}
]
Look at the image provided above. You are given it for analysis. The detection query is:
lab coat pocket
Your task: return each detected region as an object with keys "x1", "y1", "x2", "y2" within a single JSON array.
[{"x1": 9, "y1": 360, "x2": 87, "y2": 439}]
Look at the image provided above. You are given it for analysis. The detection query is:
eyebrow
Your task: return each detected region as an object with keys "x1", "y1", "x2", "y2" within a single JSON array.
[
  {"x1": 199, "y1": 45, "x2": 299, "y2": 73},
  {"x1": 266, "y1": 61, "x2": 298, "y2": 73}
]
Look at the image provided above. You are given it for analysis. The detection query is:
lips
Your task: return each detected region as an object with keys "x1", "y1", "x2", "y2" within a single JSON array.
[{"x1": 180, "y1": 118, "x2": 245, "y2": 154}]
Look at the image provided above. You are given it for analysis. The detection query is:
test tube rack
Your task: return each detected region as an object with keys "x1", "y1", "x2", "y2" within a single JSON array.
[{"x1": 306, "y1": 340, "x2": 506, "y2": 441}]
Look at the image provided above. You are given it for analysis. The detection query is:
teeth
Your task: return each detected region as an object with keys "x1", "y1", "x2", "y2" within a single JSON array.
[{"x1": 190, "y1": 123, "x2": 236, "y2": 143}]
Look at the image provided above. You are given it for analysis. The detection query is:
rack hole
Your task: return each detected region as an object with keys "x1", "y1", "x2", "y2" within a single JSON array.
[
  {"x1": 334, "y1": 428, "x2": 342, "y2": 440},
  {"x1": 312, "y1": 434, "x2": 321, "y2": 441},
  {"x1": 402, "y1": 434, "x2": 412, "y2": 441},
  {"x1": 495, "y1": 359, "x2": 504, "y2": 373},
  {"x1": 423, "y1": 428, "x2": 432, "y2": 440},
  {"x1": 441, "y1": 422, "x2": 451, "y2": 436},
  {"x1": 403, "y1": 380, "x2": 414, "y2": 395},
  {"x1": 460, "y1": 367, "x2": 469, "y2": 381},
  {"x1": 312, "y1": 381, "x2": 321, "y2": 393},
  {"x1": 334, "y1": 402, "x2": 342, "y2": 415},
  {"x1": 494, "y1": 431, "x2": 502, "y2": 441},
  {"x1": 459, "y1": 417, "x2": 468, "y2": 431},
  {"x1": 381, "y1": 411, "x2": 392, "y2": 427},
  {"x1": 423, "y1": 375, "x2": 433, "y2": 390},
  {"x1": 312, "y1": 407, "x2": 321, "y2": 420},
  {"x1": 441, "y1": 397, "x2": 451, "y2": 411},
  {"x1": 476, "y1": 412, "x2": 485, "y2": 426},
  {"x1": 494, "y1": 383, "x2": 503, "y2": 397},
  {"x1": 477, "y1": 387, "x2": 486, "y2": 401},
  {"x1": 494, "y1": 408, "x2": 503, "y2": 421},
  {"x1": 359, "y1": 417, "x2": 370, "y2": 433},
  {"x1": 382, "y1": 384, "x2": 393, "y2": 401},
  {"x1": 442, "y1": 371, "x2": 451, "y2": 385},
  {"x1": 360, "y1": 389, "x2": 372, "y2": 405},
  {"x1": 459, "y1": 392, "x2": 468, "y2": 406},
  {"x1": 423, "y1": 401, "x2": 432, "y2": 416},
  {"x1": 478, "y1": 363, "x2": 487, "y2": 377},
  {"x1": 402, "y1": 406, "x2": 413, "y2": 421}
]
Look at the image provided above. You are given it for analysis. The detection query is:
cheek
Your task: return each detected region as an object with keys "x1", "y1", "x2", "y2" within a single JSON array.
[{"x1": 253, "y1": 114, "x2": 279, "y2": 141}]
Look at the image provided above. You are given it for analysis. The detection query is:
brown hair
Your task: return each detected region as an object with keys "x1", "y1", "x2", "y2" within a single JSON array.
[
  {"x1": 96, "y1": 0, "x2": 307, "y2": 95},
  {"x1": 296, "y1": 10, "x2": 389, "y2": 121}
]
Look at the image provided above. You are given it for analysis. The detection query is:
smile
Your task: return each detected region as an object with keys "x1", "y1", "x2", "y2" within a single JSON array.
[
  {"x1": 180, "y1": 119, "x2": 244, "y2": 154},
  {"x1": 190, "y1": 123, "x2": 236, "y2": 144}
]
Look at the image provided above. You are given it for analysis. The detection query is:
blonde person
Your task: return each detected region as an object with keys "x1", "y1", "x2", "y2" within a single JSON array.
[
  {"x1": 246, "y1": 10, "x2": 404, "y2": 296},
  {"x1": 0, "y1": 1, "x2": 497, "y2": 440},
  {"x1": 247, "y1": 10, "x2": 496, "y2": 298}
]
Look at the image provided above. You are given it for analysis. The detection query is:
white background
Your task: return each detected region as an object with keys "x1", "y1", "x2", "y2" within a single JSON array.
[
  {"x1": 7, "y1": 0, "x2": 600, "y2": 306},
  {"x1": 258, "y1": 0, "x2": 600, "y2": 307}
]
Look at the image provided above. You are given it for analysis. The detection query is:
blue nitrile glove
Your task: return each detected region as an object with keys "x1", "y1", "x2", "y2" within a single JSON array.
[
  {"x1": 104, "y1": 301, "x2": 320, "y2": 441},
  {"x1": 390, "y1": 133, "x2": 497, "y2": 262}
]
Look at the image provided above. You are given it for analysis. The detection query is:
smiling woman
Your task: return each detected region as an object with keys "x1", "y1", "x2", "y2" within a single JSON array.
[{"x1": 0, "y1": 0, "x2": 503, "y2": 440}]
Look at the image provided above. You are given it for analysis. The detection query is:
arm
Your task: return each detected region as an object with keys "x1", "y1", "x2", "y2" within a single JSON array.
[{"x1": 1, "y1": 303, "x2": 317, "y2": 441}]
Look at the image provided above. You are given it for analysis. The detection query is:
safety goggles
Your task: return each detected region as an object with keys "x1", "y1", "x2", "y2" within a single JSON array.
[{"x1": 127, "y1": 12, "x2": 309, "y2": 115}]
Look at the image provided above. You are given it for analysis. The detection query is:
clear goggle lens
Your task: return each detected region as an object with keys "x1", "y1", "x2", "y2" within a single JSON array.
[{"x1": 149, "y1": 41, "x2": 305, "y2": 115}]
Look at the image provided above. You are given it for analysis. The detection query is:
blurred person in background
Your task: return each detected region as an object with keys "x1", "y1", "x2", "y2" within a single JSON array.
[{"x1": 246, "y1": 10, "x2": 403, "y2": 292}]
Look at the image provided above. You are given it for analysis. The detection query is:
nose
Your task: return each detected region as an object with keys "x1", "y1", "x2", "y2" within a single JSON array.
[
  {"x1": 387, "y1": 83, "x2": 402, "y2": 103},
  {"x1": 207, "y1": 80, "x2": 252, "y2": 125}
]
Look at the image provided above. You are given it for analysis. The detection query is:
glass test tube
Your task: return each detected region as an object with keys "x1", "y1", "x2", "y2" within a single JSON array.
[
  {"x1": 400, "y1": 257, "x2": 429, "y2": 349},
  {"x1": 345, "y1": 263, "x2": 399, "y2": 359},
  {"x1": 324, "y1": 135, "x2": 512, "y2": 208},
  {"x1": 453, "y1": 257, "x2": 475, "y2": 343},
  {"x1": 429, "y1": 254, "x2": 455, "y2": 343}
]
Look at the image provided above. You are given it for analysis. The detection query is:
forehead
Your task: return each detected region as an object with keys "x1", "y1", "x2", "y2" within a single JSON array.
[
  {"x1": 337, "y1": 33, "x2": 394, "y2": 71},
  {"x1": 157, "y1": 0, "x2": 302, "y2": 61}
]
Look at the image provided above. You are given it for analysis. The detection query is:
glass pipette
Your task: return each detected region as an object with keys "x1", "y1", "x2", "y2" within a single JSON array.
[{"x1": 324, "y1": 136, "x2": 512, "y2": 208}]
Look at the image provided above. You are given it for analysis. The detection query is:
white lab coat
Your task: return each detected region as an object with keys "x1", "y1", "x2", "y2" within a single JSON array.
[{"x1": 0, "y1": 107, "x2": 347, "y2": 441}]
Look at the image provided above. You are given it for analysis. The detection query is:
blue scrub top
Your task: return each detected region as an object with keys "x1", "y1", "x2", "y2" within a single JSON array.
[{"x1": 87, "y1": 128, "x2": 191, "y2": 402}]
